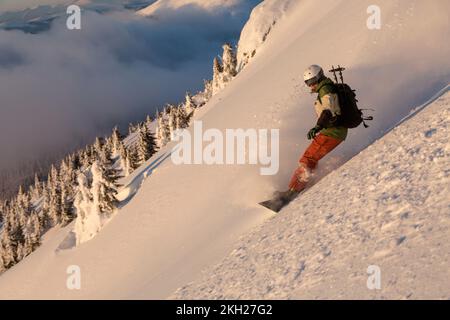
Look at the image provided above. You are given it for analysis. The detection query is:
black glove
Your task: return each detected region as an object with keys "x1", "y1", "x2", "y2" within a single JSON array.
[{"x1": 307, "y1": 125, "x2": 321, "y2": 140}]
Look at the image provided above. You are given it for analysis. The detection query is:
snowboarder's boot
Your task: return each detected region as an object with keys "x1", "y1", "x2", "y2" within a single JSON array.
[{"x1": 259, "y1": 189, "x2": 300, "y2": 213}]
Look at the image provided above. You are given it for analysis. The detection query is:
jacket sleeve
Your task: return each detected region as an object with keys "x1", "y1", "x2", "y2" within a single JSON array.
[{"x1": 320, "y1": 93, "x2": 341, "y2": 116}]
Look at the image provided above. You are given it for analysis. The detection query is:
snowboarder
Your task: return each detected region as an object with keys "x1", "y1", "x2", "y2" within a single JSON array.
[{"x1": 260, "y1": 65, "x2": 348, "y2": 212}]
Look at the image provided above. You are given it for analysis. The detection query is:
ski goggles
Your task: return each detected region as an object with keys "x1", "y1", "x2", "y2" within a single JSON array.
[{"x1": 304, "y1": 77, "x2": 319, "y2": 87}]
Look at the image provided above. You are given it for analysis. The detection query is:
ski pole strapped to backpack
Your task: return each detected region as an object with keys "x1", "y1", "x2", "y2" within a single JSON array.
[{"x1": 328, "y1": 65, "x2": 373, "y2": 128}]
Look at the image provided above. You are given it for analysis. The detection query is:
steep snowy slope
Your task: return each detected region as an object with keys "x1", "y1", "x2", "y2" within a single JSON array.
[
  {"x1": 173, "y1": 88, "x2": 450, "y2": 299},
  {"x1": 0, "y1": 0, "x2": 448, "y2": 299}
]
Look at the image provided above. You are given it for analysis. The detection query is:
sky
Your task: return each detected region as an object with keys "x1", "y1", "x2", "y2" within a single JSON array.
[{"x1": 0, "y1": 0, "x2": 261, "y2": 174}]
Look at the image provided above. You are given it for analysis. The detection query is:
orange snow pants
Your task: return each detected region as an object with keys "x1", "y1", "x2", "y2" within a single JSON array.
[{"x1": 289, "y1": 133, "x2": 343, "y2": 192}]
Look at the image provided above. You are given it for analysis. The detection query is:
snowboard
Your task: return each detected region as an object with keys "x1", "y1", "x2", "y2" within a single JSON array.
[{"x1": 259, "y1": 190, "x2": 300, "y2": 213}]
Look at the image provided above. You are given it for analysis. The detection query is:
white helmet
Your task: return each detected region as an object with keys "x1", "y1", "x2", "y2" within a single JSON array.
[{"x1": 303, "y1": 65, "x2": 324, "y2": 86}]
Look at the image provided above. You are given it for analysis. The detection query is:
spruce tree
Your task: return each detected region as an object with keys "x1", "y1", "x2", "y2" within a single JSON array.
[
  {"x1": 111, "y1": 126, "x2": 123, "y2": 156},
  {"x1": 176, "y1": 104, "x2": 190, "y2": 130},
  {"x1": 74, "y1": 170, "x2": 96, "y2": 245},
  {"x1": 184, "y1": 93, "x2": 196, "y2": 116},
  {"x1": 47, "y1": 165, "x2": 62, "y2": 226},
  {"x1": 162, "y1": 108, "x2": 171, "y2": 143},
  {"x1": 4, "y1": 203, "x2": 22, "y2": 266},
  {"x1": 74, "y1": 170, "x2": 92, "y2": 218},
  {"x1": 155, "y1": 111, "x2": 163, "y2": 148},
  {"x1": 145, "y1": 115, "x2": 153, "y2": 129},
  {"x1": 222, "y1": 43, "x2": 237, "y2": 80},
  {"x1": 16, "y1": 185, "x2": 26, "y2": 206},
  {"x1": 0, "y1": 203, "x2": 3, "y2": 226},
  {"x1": 26, "y1": 213, "x2": 41, "y2": 251},
  {"x1": 91, "y1": 161, "x2": 119, "y2": 215},
  {"x1": 70, "y1": 152, "x2": 82, "y2": 171},
  {"x1": 127, "y1": 145, "x2": 139, "y2": 173},
  {"x1": 212, "y1": 57, "x2": 224, "y2": 96},
  {"x1": 118, "y1": 141, "x2": 130, "y2": 176},
  {"x1": 60, "y1": 182, "x2": 73, "y2": 225},
  {"x1": 168, "y1": 106, "x2": 177, "y2": 140},
  {"x1": 99, "y1": 143, "x2": 122, "y2": 187},
  {"x1": 19, "y1": 209, "x2": 40, "y2": 259},
  {"x1": 203, "y1": 79, "x2": 213, "y2": 100},
  {"x1": 80, "y1": 149, "x2": 91, "y2": 168},
  {"x1": 32, "y1": 174, "x2": 42, "y2": 200},
  {"x1": 136, "y1": 125, "x2": 157, "y2": 166},
  {"x1": 91, "y1": 137, "x2": 105, "y2": 161},
  {"x1": 60, "y1": 158, "x2": 76, "y2": 195},
  {"x1": 39, "y1": 181, "x2": 52, "y2": 230},
  {"x1": 0, "y1": 226, "x2": 16, "y2": 269},
  {"x1": 156, "y1": 109, "x2": 171, "y2": 147}
]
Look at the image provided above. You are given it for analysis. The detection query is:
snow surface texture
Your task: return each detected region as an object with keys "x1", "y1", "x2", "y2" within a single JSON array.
[
  {"x1": 0, "y1": 0, "x2": 449, "y2": 299},
  {"x1": 173, "y1": 91, "x2": 450, "y2": 300}
]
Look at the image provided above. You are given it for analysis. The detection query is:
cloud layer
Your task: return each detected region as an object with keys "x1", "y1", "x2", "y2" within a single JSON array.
[
  {"x1": 0, "y1": 0, "x2": 71, "y2": 11},
  {"x1": 0, "y1": 1, "x2": 260, "y2": 172}
]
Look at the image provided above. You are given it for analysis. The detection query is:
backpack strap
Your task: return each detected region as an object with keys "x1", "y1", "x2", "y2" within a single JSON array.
[{"x1": 362, "y1": 115, "x2": 374, "y2": 128}]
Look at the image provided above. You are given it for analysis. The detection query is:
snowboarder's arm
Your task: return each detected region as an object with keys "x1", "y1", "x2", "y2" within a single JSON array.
[
  {"x1": 315, "y1": 92, "x2": 340, "y2": 127},
  {"x1": 316, "y1": 109, "x2": 338, "y2": 128}
]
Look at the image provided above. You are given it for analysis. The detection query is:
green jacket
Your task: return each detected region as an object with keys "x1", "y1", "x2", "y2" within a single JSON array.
[{"x1": 314, "y1": 78, "x2": 348, "y2": 141}]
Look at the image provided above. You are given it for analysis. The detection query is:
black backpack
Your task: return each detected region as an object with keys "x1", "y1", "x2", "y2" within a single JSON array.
[{"x1": 329, "y1": 66, "x2": 373, "y2": 128}]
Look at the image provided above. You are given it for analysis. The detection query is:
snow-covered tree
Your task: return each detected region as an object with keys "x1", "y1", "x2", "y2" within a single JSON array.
[
  {"x1": 69, "y1": 152, "x2": 82, "y2": 171},
  {"x1": 111, "y1": 126, "x2": 124, "y2": 156},
  {"x1": 176, "y1": 104, "x2": 190, "y2": 130},
  {"x1": 145, "y1": 115, "x2": 153, "y2": 129},
  {"x1": 168, "y1": 106, "x2": 177, "y2": 140},
  {"x1": 79, "y1": 148, "x2": 91, "y2": 168},
  {"x1": 32, "y1": 174, "x2": 42, "y2": 200},
  {"x1": 60, "y1": 182, "x2": 73, "y2": 225},
  {"x1": 0, "y1": 202, "x2": 4, "y2": 226},
  {"x1": 47, "y1": 165, "x2": 62, "y2": 226},
  {"x1": 91, "y1": 137, "x2": 105, "y2": 161},
  {"x1": 57, "y1": 157, "x2": 77, "y2": 225},
  {"x1": 24, "y1": 213, "x2": 41, "y2": 252},
  {"x1": 117, "y1": 141, "x2": 130, "y2": 177},
  {"x1": 127, "y1": 145, "x2": 139, "y2": 173},
  {"x1": 60, "y1": 158, "x2": 77, "y2": 193},
  {"x1": 184, "y1": 92, "x2": 196, "y2": 116},
  {"x1": 39, "y1": 182, "x2": 52, "y2": 230},
  {"x1": 212, "y1": 57, "x2": 224, "y2": 96},
  {"x1": 128, "y1": 122, "x2": 141, "y2": 135},
  {"x1": 100, "y1": 142, "x2": 122, "y2": 183},
  {"x1": 1, "y1": 204, "x2": 22, "y2": 268},
  {"x1": 211, "y1": 44, "x2": 238, "y2": 96},
  {"x1": 155, "y1": 111, "x2": 163, "y2": 147},
  {"x1": 91, "y1": 158, "x2": 120, "y2": 215},
  {"x1": 104, "y1": 137, "x2": 114, "y2": 159},
  {"x1": 156, "y1": 109, "x2": 171, "y2": 147},
  {"x1": 136, "y1": 125, "x2": 157, "y2": 166},
  {"x1": 0, "y1": 225, "x2": 17, "y2": 269},
  {"x1": 74, "y1": 170, "x2": 98, "y2": 245},
  {"x1": 203, "y1": 79, "x2": 213, "y2": 100},
  {"x1": 222, "y1": 43, "x2": 237, "y2": 81}
]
